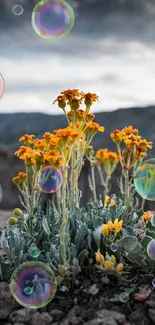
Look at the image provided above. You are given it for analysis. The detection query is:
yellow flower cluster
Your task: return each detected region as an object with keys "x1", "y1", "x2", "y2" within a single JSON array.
[
  {"x1": 104, "y1": 195, "x2": 115, "y2": 207},
  {"x1": 101, "y1": 219, "x2": 123, "y2": 236},
  {"x1": 95, "y1": 149, "x2": 120, "y2": 175},
  {"x1": 141, "y1": 211, "x2": 153, "y2": 224},
  {"x1": 110, "y1": 125, "x2": 152, "y2": 169},
  {"x1": 95, "y1": 250, "x2": 124, "y2": 275}
]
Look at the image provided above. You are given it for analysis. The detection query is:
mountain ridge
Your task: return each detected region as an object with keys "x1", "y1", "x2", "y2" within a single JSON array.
[{"x1": 0, "y1": 105, "x2": 154, "y2": 155}]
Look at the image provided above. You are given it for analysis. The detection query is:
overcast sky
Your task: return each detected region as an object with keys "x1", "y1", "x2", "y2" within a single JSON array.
[{"x1": 0, "y1": 0, "x2": 155, "y2": 114}]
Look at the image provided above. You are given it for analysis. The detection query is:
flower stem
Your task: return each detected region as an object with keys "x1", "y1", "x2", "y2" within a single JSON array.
[{"x1": 60, "y1": 165, "x2": 68, "y2": 266}]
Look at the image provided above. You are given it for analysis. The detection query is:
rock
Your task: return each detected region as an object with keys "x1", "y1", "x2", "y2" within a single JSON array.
[
  {"x1": 145, "y1": 300, "x2": 155, "y2": 308},
  {"x1": 129, "y1": 307, "x2": 149, "y2": 325},
  {"x1": 97, "y1": 309, "x2": 126, "y2": 323},
  {"x1": 9, "y1": 309, "x2": 37, "y2": 323},
  {"x1": 0, "y1": 282, "x2": 16, "y2": 319},
  {"x1": 49, "y1": 308, "x2": 64, "y2": 320},
  {"x1": 30, "y1": 312, "x2": 53, "y2": 325},
  {"x1": 148, "y1": 308, "x2": 155, "y2": 323},
  {"x1": 83, "y1": 284, "x2": 99, "y2": 295}
]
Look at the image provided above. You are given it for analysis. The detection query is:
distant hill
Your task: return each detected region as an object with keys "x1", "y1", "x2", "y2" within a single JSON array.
[{"x1": 0, "y1": 106, "x2": 155, "y2": 157}]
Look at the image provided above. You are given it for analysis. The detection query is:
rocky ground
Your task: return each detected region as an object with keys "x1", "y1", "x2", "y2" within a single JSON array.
[
  {"x1": 0, "y1": 210, "x2": 12, "y2": 229},
  {"x1": 1, "y1": 274, "x2": 155, "y2": 325}
]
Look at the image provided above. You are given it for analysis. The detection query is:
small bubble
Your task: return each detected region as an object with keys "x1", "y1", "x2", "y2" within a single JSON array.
[
  {"x1": 28, "y1": 246, "x2": 41, "y2": 258},
  {"x1": 119, "y1": 292, "x2": 129, "y2": 303},
  {"x1": 147, "y1": 240, "x2": 155, "y2": 260},
  {"x1": 24, "y1": 286, "x2": 33, "y2": 296},
  {"x1": 12, "y1": 4, "x2": 24, "y2": 16},
  {"x1": 110, "y1": 243, "x2": 118, "y2": 252}
]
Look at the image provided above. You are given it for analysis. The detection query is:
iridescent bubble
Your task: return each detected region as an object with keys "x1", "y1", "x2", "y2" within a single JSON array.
[
  {"x1": 10, "y1": 261, "x2": 57, "y2": 308},
  {"x1": 110, "y1": 243, "x2": 118, "y2": 252},
  {"x1": 12, "y1": 4, "x2": 24, "y2": 16},
  {"x1": 147, "y1": 240, "x2": 155, "y2": 260},
  {"x1": 0, "y1": 184, "x2": 2, "y2": 203},
  {"x1": 152, "y1": 278, "x2": 155, "y2": 287},
  {"x1": 119, "y1": 292, "x2": 129, "y2": 303},
  {"x1": 31, "y1": 0, "x2": 75, "y2": 40},
  {"x1": 36, "y1": 166, "x2": 63, "y2": 193},
  {"x1": 28, "y1": 246, "x2": 41, "y2": 258},
  {"x1": 134, "y1": 159, "x2": 155, "y2": 201},
  {"x1": 0, "y1": 74, "x2": 5, "y2": 99}
]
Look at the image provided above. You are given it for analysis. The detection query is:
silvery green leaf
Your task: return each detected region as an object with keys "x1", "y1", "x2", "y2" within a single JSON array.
[
  {"x1": 93, "y1": 225, "x2": 103, "y2": 249},
  {"x1": 42, "y1": 217, "x2": 51, "y2": 235}
]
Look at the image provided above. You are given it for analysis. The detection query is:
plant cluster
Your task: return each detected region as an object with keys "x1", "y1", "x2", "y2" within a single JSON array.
[{"x1": 0, "y1": 89, "x2": 155, "y2": 301}]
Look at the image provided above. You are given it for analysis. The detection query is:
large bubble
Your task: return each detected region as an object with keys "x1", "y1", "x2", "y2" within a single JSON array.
[
  {"x1": 31, "y1": 0, "x2": 75, "y2": 40},
  {"x1": 36, "y1": 166, "x2": 63, "y2": 193},
  {"x1": 134, "y1": 158, "x2": 155, "y2": 201},
  {"x1": 10, "y1": 261, "x2": 57, "y2": 308},
  {"x1": 12, "y1": 4, "x2": 24, "y2": 16},
  {"x1": 0, "y1": 184, "x2": 2, "y2": 203},
  {"x1": 147, "y1": 240, "x2": 155, "y2": 260},
  {"x1": 0, "y1": 74, "x2": 5, "y2": 99}
]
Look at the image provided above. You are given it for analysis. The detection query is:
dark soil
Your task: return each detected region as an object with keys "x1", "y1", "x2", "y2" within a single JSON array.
[{"x1": 1, "y1": 272, "x2": 155, "y2": 325}]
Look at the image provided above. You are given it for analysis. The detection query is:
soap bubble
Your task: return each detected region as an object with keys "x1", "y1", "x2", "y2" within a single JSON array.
[
  {"x1": 0, "y1": 74, "x2": 5, "y2": 99},
  {"x1": 10, "y1": 261, "x2": 57, "y2": 308},
  {"x1": 12, "y1": 4, "x2": 24, "y2": 15},
  {"x1": 0, "y1": 184, "x2": 2, "y2": 203},
  {"x1": 152, "y1": 278, "x2": 155, "y2": 287},
  {"x1": 110, "y1": 243, "x2": 118, "y2": 252},
  {"x1": 134, "y1": 159, "x2": 155, "y2": 201},
  {"x1": 147, "y1": 240, "x2": 155, "y2": 260},
  {"x1": 28, "y1": 246, "x2": 41, "y2": 258},
  {"x1": 31, "y1": 0, "x2": 75, "y2": 40},
  {"x1": 36, "y1": 166, "x2": 63, "y2": 193},
  {"x1": 119, "y1": 292, "x2": 129, "y2": 303}
]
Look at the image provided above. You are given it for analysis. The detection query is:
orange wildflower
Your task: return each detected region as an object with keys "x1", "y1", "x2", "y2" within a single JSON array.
[
  {"x1": 14, "y1": 146, "x2": 32, "y2": 158},
  {"x1": 81, "y1": 92, "x2": 99, "y2": 106},
  {"x1": 137, "y1": 139, "x2": 153, "y2": 152},
  {"x1": 53, "y1": 95, "x2": 66, "y2": 110},
  {"x1": 122, "y1": 126, "x2": 139, "y2": 135},
  {"x1": 18, "y1": 172, "x2": 27, "y2": 182},
  {"x1": 33, "y1": 139, "x2": 47, "y2": 150},
  {"x1": 86, "y1": 113, "x2": 95, "y2": 121},
  {"x1": 142, "y1": 211, "x2": 153, "y2": 224},
  {"x1": 19, "y1": 134, "x2": 35, "y2": 146},
  {"x1": 85, "y1": 122, "x2": 104, "y2": 133},
  {"x1": 110, "y1": 130, "x2": 124, "y2": 145},
  {"x1": 19, "y1": 151, "x2": 36, "y2": 166}
]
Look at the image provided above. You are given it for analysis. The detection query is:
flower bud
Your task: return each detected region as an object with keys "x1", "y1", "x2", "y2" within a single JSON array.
[
  {"x1": 101, "y1": 224, "x2": 109, "y2": 236},
  {"x1": 12, "y1": 176, "x2": 20, "y2": 185},
  {"x1": 8, "y1": 217, "x2": 18, "y2": 225},
  {"x1": 116, "y1": 263, "x2": 124, "y2": 274},
  {"x1": 104, "y1": 261, "x2": 113, "y2": 270},
  {"x1": 13, "y1": 208, "x2": 23, "y2": 217}
]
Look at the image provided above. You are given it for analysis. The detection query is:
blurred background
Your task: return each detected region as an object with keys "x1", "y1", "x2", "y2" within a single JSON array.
[{"x1": 0, "y1": 0, "x2": 155, "y2": 212}]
